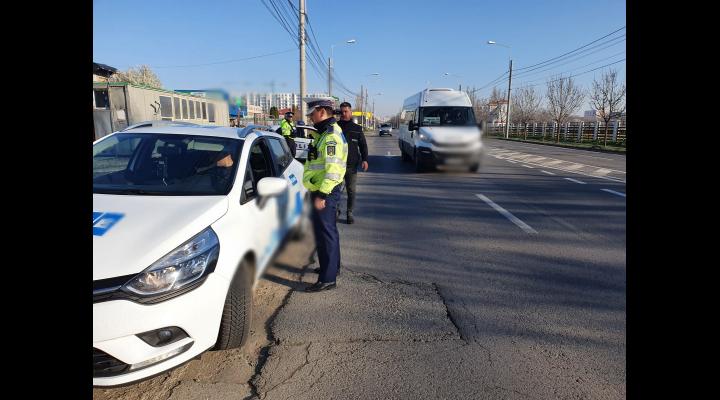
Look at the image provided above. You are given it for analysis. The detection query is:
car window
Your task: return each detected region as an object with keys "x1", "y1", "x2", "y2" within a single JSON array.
[
  {"x1": 93, "y1": 132, "x2": 242, "y2": 196},
  {"x1": 247, "y1": 139, "x2": 273, "y2": 184},
  {"x1": 267, "y1": 137, "x2": 292, "y2": 175}
]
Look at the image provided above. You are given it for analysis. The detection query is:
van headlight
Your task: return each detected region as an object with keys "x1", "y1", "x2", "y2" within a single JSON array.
[
  {"x1": 418, "y1": 132, "x2": 432, "y2": 142},
  {"x1": 122, "y1": 228, "x2": 220, "y2": 298}
]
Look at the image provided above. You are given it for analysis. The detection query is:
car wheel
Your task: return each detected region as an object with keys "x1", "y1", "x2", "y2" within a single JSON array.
[
  {"x1": 469, "y1": 163, "x2": 480, "y2": 172},
  {"x1": 213, "y1": 259, "x2": 253, "y2": 350}
]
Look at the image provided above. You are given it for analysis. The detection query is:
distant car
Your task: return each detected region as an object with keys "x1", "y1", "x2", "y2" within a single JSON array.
[
  {"x1": 93, "y1": 122, "x2": 310, "y2": 386},
  {"x1": 379, "y1": 123, "x2": 393, "y2": 136}
]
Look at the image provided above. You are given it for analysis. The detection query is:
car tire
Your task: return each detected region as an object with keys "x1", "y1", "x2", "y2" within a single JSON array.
[
  {"x1": 469, "y1": 163, "x2": 480, "y2": 172},
  {"x1": 213, "y1": 259, "x2": 253, "y2": 350},
  {"x1": 401, "y1": 145, "x2": 410, "y2": 162},
  {"x1": 414, "y1": 149, "x2": 425, "y2": 172}
]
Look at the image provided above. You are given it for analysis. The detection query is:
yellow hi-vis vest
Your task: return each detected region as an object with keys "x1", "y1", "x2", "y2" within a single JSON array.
[
  {"x1": 303, "y1": 121, "x2": 348, "y2": 195},
  {"x1": 280, "y1": 119, "x2": 294, "y2": 136}
]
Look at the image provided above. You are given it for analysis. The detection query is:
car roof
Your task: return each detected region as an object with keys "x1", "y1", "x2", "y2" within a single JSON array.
[{"x1": 119, "y1": 123, "x2": 278, "y2": 140}]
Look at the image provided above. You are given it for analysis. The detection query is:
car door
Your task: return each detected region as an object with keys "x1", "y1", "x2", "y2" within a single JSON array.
[
  {"x1": 239, "y1": 137, "x2": 281, "y2": 271},
  {"x1": 266, "y1": 136, "x2": 302, "y2": 233}
]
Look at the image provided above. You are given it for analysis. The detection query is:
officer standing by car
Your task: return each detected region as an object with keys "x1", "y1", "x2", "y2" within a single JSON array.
[
  {"x1": 302, "y1": 98, "x2": 348, "y2": 292},
  {"x1": 336, "y1": 102, "x2": 368, "y2": 224},
  {"x1": 280, "y1": 111, "x2": 296, "y2": 155}
]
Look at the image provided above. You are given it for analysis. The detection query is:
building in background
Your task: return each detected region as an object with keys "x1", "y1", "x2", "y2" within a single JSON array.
[
  {"x1": 93, "y1": 82, "x2": 230, "y2": 140},
  {"x1": 244, "y1": 92, "x2": 329, "y2": 113},
  {"x1": 93, "y1": 62, "x2": 117, "y2": 82}
]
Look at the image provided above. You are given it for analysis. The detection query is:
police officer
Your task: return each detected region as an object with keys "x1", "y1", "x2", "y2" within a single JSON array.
[
  {"x1": 279, "y1": 111, "x2": 296, "y2": 155},
  {"x1": 302, "y1": 98, "x2": 348, "y2": 292},
  {"x1": 336, "y1": 102, "x2": 368, "y2": 224}
]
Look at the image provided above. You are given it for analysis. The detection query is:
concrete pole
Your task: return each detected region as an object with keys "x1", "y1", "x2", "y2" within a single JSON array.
[
  {"x1": 299, "y1": 0, "x2": 307, "y2": 118},
  {"x1": 504, "y1": 59, "x2": 513, "y2": 139}
]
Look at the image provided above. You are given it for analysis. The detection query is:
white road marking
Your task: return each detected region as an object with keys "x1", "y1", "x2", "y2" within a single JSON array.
[
  {"x1": 601, "y1": 189, "x2": 626, "y2": 197},
  {"x1": 521, "y1": 164, "x2": 534, "y2": 168},
  {"x1": 475, "y1": 194, "x2": 538, "y2": 234},
  {"x1": 507, "y1": 160, "x2": 518, "y2": 164},
  {"x1": 540, "y1": 170, "x2": 555, "y2": 175},
  {"x1": 564, "y1": 178, "x2": 587, "y2": 185},
  {"x1": 487, "y1": 147, "x2": 626, "y2": 183}
]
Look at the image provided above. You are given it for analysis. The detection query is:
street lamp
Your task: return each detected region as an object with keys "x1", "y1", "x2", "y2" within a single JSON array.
[
  {"x1": 488, "y1": 40, "x2": 513, "y2": 139},
  {"x1": 329, "y1": 39, "x2": 356, "y2": 98}
]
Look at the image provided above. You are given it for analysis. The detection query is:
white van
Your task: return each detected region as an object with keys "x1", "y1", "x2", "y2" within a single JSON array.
[{"x1": 398, "y1": 88, "x2": 483, "y2": 172}]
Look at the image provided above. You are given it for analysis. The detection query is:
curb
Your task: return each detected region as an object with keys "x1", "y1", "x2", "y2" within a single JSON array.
[{"x1": 487, "y1": 137, "x2": 626, "y2": 155}]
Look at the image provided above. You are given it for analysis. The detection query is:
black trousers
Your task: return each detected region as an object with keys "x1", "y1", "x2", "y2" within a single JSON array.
[
  {"x1": 340, "y1": 171, "x2": 357, "y2": 213},
  {"x1": 284, "y1": 136, "x2": 296, "y2": 156},
  {"x1": 311, "y1": 186, "x2": 342, "y2": 283}
]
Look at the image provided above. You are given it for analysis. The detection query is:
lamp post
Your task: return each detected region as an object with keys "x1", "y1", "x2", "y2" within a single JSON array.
[
  {"x1": 488, "y1": 40, "x2": 512, "y2": 139},
  {"x1": 329, "y1": 39, "x2": 356, "y2": 98}
]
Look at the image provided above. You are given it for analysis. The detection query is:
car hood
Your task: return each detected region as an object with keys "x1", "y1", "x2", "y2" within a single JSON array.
[
  {"x1": 93, "y1": 194, "x2": 229, "y2": 281},
  {"x1": 418, "y1": 126, "x2": 480, "y2": 144}
]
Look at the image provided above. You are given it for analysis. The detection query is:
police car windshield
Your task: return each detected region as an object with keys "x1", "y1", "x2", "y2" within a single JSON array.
[
  {"x1": 419, "y1": 107, "x2": 476, "y2": 127},
  {"x1": 93, "y1": 132, "x2": 242, "y2": 196}
]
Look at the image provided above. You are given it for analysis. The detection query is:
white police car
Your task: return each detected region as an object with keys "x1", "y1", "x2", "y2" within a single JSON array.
[{"x1": 92, "y1": 122, "x2": 310, "y2": 386}]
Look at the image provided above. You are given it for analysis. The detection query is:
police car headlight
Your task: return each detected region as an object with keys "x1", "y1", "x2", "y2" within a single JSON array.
[
  {"x1": 419, "y1": 132, "x2": 432, "y2": 142},
  {"x1": 123, "y1": 228, "x2": 220, "y2": 297}
]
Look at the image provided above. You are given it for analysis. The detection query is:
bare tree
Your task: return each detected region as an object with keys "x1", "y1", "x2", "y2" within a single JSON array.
[
  {"x1": 512, "y1": 86, "x2": 542, "y2": 139},
  {"x1": 110, "y1": 65, "x2": 163, "y2": 88},
  {"x1": 590, "y1": 69, "x2": 626, "y2": 146},
  {"x1": 546, "y1": 75, "x2": 584, "y2": 143}
]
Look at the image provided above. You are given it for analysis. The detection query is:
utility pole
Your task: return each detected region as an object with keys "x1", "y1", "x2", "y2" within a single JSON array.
[
  {"x1": 360, "y1": 84, "x2": 364, "y2": 128},
  {"x1": 505, "y1": 59, "x2": 512, "y2": 139},
  {"x1": 365, "y1": 87, "x2": 368, "y2": 129},
  {"x1": 328, "y1": 54, "x2": 332, "y2": 98},
  {"x1": 299, "y1": 0, "x2": 307, "y2": 118}
]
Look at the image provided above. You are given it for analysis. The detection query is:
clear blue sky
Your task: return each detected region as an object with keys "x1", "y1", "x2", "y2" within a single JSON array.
[{"x1": 93, "y1": 0, "x2": 626, "y2": 118}]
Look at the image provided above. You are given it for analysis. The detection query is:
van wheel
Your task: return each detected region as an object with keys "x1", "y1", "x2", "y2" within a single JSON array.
[
  {"x1": 414, "y1": 149, "x2": 425, "y2": 172},
  {"x1": 214, "y1": 259, "x2": 253, "y2": 350},
  {"x1": 469, "y1": 163, "x2": 480, "y2": 172},
  {"x1": 401, "y1": 147, "x2": 410, "y2": 162}
]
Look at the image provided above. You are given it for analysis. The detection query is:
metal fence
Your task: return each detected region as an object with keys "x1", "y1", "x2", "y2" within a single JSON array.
[{"x1": 484, "y1": 121, "x2": 626, "y2": 144}]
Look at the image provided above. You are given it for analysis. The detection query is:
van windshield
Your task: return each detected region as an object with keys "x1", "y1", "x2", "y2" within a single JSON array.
[{"x1": 419, "y1": 107, "x2": 476, "y2": 127}]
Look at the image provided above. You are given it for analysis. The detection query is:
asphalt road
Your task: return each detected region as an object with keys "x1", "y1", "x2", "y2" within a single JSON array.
[
  {"x1": 252, "y1": 133, "x2": 626, "y2": 399},
  {"x1": 94, "y1": 133, "x2": 626, "y2": 399}
]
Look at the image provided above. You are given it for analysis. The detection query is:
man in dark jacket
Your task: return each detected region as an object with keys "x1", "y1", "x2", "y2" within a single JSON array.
[{"x1": 336, "y1": 102, "x2": 368, "y2": 224}]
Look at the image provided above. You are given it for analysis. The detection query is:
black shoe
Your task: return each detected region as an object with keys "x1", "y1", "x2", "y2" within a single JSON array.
[
  {"x1": 305, "y1": 281, "x2": 336, "y2": 292},
  {"x1": 347, "y1": 211, "x2": 354, "y2": 224}
]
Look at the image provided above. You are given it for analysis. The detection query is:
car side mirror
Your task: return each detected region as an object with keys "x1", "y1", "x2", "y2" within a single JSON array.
[
  {"x1": 257, "y1": 177, "x2": 288, "y2": 208},
  {"x1": 408, "y1": 121, "x2": 417, "y2": 131}
]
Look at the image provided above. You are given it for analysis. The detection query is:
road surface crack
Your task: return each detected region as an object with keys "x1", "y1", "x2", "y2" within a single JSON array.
[{"x1": 432, "y1": 283, "x2": 465, "y2": 342}]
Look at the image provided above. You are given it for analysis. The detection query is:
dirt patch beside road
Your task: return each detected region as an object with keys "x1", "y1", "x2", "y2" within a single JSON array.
[{"x1": 93, "y1": 237, "x2": 314, "y2": 400}]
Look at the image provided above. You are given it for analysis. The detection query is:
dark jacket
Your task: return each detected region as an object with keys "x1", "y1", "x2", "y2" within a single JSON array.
[{"x1": 337, "y1": 119, "x2": 368, "y2": 173}]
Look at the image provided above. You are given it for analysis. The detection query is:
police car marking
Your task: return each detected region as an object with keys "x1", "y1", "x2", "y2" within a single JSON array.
[
  {"x1": 93, "y1": 212, "x2": 125, "y2": 236},
  {"x1": 289, "y1": 174, "x2": 298, "y2": 185}
]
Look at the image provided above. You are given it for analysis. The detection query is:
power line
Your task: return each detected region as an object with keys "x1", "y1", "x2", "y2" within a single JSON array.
[
  {"x1": 514, "y1": 26, "x2": 625, "y2": 71},
  {"x1": 512, "y1": 35, "x2": 625, "y2": 77},
  {"x1": 151, "y1": 48, "x2": 296, "y2": 68},
  {"x1": 520, "y1": 51, "x2": 625, "y2": 82},
  {"x1": 468, "y1": 70, "x2": 509, "y2": 94},
  {"x1": 514, "y1": 59, "x2": 626, "y2": 90}
]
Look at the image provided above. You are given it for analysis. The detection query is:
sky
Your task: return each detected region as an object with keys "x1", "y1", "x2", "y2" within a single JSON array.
[{"x1": 93, "y1": 0, "x2": 626, "y2": 119}]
